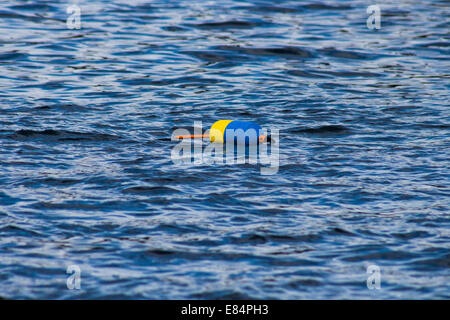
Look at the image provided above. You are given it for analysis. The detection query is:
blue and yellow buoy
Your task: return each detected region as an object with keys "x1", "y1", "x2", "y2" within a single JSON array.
[{"x1": 175, "y1": 120, "x2": 268, "y2": 144}]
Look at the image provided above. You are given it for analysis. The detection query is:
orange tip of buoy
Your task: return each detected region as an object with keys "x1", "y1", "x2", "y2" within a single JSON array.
[{"x1": 259, "y1": 135, "x2": 266, "y2": 143}]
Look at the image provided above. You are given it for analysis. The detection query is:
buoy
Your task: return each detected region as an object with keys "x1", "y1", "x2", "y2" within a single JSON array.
[{"x1": 175, "y1": 120, "x2": 269, "y2": 144}]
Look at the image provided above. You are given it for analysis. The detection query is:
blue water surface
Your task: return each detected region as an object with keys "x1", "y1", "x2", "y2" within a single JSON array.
[{"x1": 0, "y1": 0, "x2": 449, "y2": 299}]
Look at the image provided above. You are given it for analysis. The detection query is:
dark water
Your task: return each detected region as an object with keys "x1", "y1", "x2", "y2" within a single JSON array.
[{"x1": 0, "y1": 0, "x2": 449, "y2": 299}]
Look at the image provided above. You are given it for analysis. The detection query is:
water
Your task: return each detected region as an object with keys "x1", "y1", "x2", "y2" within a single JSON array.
[{"x1": 0, "y1": 0, "x2": 449, "y2": 299}]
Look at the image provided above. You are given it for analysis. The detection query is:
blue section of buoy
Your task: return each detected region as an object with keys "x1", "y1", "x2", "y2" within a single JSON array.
[{"x1": 223, "y1": 120, "x2": 262, "y2": 145}]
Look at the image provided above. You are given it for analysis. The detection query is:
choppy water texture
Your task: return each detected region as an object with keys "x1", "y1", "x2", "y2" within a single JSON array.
[{"x1": 0, "y1": 0, "x2": 449, "y2": 299}]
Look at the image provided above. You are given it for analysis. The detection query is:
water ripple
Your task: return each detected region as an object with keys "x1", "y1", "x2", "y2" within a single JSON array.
[{"x1": 0, "y1": 0, "x2": 449, "y2": 300}]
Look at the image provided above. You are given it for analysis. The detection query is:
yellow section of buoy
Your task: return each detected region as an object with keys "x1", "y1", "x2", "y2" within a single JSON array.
[{"x1": 209, "y1": 119, "x2": 233, "y2": 143}]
